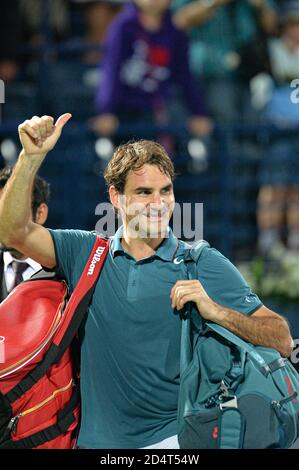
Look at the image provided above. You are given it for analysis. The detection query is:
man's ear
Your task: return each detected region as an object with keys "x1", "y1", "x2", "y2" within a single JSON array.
[
  {"x1": 34, "y1": 203, "x2": 48, "y2": 225},
  {"x1": 108, "y1": 185, "x2": 120, "y2": 211}
]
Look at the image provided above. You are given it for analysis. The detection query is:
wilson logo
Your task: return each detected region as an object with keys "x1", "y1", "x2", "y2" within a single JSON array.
[
  {"x1": 87, "y1": 246, "x2": 105, "y2": 275},
  {"x1": 284, "y1": 377, "x2": 299, "y2": 403}
]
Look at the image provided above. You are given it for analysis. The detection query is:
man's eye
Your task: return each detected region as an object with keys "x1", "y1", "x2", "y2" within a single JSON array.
[{"x1": 138, "y1": 190, "x2": 151, "y2": 195}]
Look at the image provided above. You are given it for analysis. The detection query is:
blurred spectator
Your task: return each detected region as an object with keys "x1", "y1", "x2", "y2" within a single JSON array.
[
  {"x1": 242, "y1": 1, "x2": 299, "y2": 254},
  {"x1": 20, "y1": 0, "x2": 71, "y2": 47},
  {"x1": 0, "y1": 1, "x2": 21, "y2": 83},
  {"x1": 92, "y1": 0, "x2": 213, "y2": 148},
  {"x1": 69, "y1": 0, "x2": 125, "y2": 64},
  {"x1": 79, "y1": 0, "x2": 125, "y2": 64},
  {"x1": 171, "y1": 0, "x2": 278, "y2": 123}
]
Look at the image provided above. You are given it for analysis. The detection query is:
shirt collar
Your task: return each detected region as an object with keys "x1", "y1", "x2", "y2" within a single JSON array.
[
  {"x1": 110, "y1": 226, "x2": 125, "y2": 255},
  {"x1": 3, "y1": 251, "x2": 41, "y2": 272},
  {"x1": 110, "y1": 226, "x2": 179, "y2": 262}
]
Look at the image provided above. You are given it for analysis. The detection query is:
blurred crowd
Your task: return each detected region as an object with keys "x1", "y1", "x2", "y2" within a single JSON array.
[{"x1": 1, "y1": 0, "x2": 299, "y2": 260}]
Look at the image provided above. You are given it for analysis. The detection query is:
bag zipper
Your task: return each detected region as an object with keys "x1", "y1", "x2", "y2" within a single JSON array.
[{"x1": 7, "y1": 378, "x2": 74, "y2": 434}]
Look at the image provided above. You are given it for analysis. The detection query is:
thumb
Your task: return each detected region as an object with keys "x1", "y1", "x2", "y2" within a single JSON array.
[{"x1": 55, "y1": 113, "x2": 72, "y2": 131}]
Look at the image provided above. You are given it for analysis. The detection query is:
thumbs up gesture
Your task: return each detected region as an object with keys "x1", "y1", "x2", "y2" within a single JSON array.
[{"x1": 18, "y1": 114, "x2": 72, "y2": 156}]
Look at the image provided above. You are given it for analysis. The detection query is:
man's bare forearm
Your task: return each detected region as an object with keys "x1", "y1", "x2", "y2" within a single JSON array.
[
  {"x1": 0, "y1": 150, "x2": 46, "y2": 244},
  {"x1": 211, "y1": 304, "x2": 293, "y2": 357},
  {"x1": 173, "y1": 0, "x2": 218, "y2": 31}
]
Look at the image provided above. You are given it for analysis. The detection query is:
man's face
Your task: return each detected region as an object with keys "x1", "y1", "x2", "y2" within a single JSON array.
[{"x1": 114, "y1": 164, "x2": 175, "y2": 239}]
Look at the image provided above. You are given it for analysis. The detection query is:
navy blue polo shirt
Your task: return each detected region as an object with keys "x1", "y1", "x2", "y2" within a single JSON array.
[{"x1": 48, "y1": 226, "x2": 262, "y2": 448}]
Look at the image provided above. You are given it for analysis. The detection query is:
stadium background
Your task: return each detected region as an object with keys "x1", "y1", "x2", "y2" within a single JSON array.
[{"x1": 0, "y1": 0, "x2": 298, "y2": 339}]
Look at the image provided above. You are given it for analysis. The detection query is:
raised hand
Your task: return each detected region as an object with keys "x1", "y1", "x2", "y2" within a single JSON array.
[{"x1": 18, "y1": 113, "x2": 72, "y2": 155}]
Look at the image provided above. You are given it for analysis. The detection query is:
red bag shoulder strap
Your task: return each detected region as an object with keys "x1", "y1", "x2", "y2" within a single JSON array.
[{"x1": 53, "y1": 235, "x2": 110, "y2": 347}]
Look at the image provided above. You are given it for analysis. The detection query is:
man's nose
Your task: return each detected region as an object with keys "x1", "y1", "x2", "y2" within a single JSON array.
[{"x1": 150, "y1": 192, "x2": 163, "y2": 205}]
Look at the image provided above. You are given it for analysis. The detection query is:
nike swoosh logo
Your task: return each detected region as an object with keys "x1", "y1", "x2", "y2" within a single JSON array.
[{"x1": 173, "y1": 258, "x2": 184, "y2": 265}]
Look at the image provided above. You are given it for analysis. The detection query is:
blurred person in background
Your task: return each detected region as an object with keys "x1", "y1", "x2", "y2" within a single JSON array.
[
  {"x1": 20, "y1": 0, "x2": 71, "y2": 47},
  {"x1": 0, "y1": 1, "x2": 21, "y2": 83},
  {"x1": 91, "y1": 0, "x2": 213, "y2": 147},
  {"x1": 171, "y1": 0, "x2": 278, "y2": 123},
  {"x1": 0, "y1": 167, "x2": 50, "y2": 301},
  {"x1": 237, "y1": 1, "x2": 299, "y2": 255},
  {"x1": 77, "y1": 0, "x2": 125, "y2": 64}
]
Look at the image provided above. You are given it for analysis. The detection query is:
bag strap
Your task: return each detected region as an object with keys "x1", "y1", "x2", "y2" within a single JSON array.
[
  {"x1": 180, "y1": 240, "x2": 211, "y2": 372},
  {"x1": 52, "y1": 235, "x2": 110, "y2": 351},
  {"x1": 180, "y1": 240, "x2": 210, "y2": 320},
  {"x1": 205, "y1": 322, "x2": 273, "y2": 376},
  {"x1": 4, "y1": 235, "x2": 110, "y2": 404},
  {"x1": 184, "y1": 240, "x2": 210, "y2": 264},
  {"x1": 184, "y1": 240, "x2": 275, "y2": 376}
]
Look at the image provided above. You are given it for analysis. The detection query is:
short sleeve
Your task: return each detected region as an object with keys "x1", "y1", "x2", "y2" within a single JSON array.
[
  {"x1": 48, "y1": 229, "x2": 96, "y2": 291},
  {"x1": 197, "y1": 247, "x2": 263, "y2": 316}
]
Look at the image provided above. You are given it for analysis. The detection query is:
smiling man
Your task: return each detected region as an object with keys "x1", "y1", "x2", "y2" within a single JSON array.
[
  {"x1": 107, "y1": 140, "x2": 176, "y2": 250},
  {"x1": 0, "y1": 114, "x2": 293, "y2": 449}
]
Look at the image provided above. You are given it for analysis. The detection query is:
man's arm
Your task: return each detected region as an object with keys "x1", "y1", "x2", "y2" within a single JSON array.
[
  {"x1": 248, "y1": 0, "x2": 277, "y2": 36},
  {"x1": 93, "y1": 18, "x2": 124, "y2": 134},
  {"x1": 171, "y1": 280, "x2": 293, "y2": 358},
  {"x1": 0, "y1": 114, "x2": 71, "y2": 268},
  {"x1": 171, "y1": 28, "x2": 213, "y2": 137},
  {"x1": 173, "y1": 0, "x2": 235, "y2": 31},
  {"x1": 91, "y1": 20, "x2": 124, "y2": 136}
]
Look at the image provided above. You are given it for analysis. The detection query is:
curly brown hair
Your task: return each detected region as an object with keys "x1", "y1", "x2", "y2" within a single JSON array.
[{"x1": 104, "y1": 140, "x2": 175, "y2": 193}]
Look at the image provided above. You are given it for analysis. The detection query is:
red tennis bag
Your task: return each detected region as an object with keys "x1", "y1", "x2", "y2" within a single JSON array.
[{"x1": 0, "y1": 236, "x2": 109, "y2": 449}]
